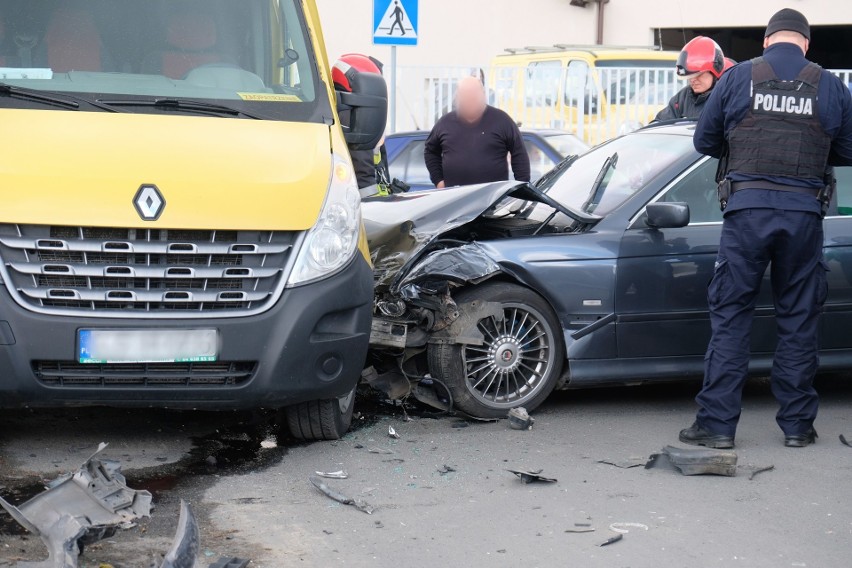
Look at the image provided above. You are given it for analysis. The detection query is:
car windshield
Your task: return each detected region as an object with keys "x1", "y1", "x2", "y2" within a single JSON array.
[
  {"x1": 0, "y1": 0, "x2": 327, "y2": 122},
  {"x1": 543, "y1": 134, "x2": 589, "y2": 157},
  {"x1": 534, "y1": 130, "x2": 696, "y2": 218}
]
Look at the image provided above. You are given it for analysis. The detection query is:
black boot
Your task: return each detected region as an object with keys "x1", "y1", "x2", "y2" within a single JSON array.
[
  {"x1": 784, "y1": 427, "x2": 817, "y2": 448},
  {"x1": 679, "y1": 421, "x2": 735, "y2": 449}
]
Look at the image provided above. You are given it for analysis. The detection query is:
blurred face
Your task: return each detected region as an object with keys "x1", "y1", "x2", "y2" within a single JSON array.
[
  {"x1": 689, "y1": 71, "x2": 715, "y2": 95},
  {"x1": 456, "y1": 77, "x2": 487, "y2": 123}
]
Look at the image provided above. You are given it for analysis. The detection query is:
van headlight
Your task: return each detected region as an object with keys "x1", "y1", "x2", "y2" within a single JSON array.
[{"x1": 286, "y1": 154, "x2": 361, "y2": 286}]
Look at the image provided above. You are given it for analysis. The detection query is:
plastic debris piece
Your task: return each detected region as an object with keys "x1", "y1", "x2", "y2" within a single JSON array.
[
  {"x1": 742, "y1": 465, "x2": 775, "y2": 480},
  {"x1": 506, "y1": 469, "x2": 557, "y2": 484},
  {"x1": 315, "y1": 470, "x2": 349, "y2": 479},
  {"x1": 507, "y1": 407, "x2": 534, "y2": 430},
  {"x1": 841, "y1": 434, "x2": 851, "y2": 447},
  {"x1": 564, "y1": 527, "x2": 595, "y2": 533},
  {"x1": 646, "y1": 445, "x2": 737, "y2": 476},
  {"x1": 309, "y1": 476, "x2": 374, "y2": 515},
  {"x1": 437, "y1": 465, "x2": 456, "y2": 475},
  {"x1": 208, "y1": 559, "x2": 250, "y2": 568},
  {"x1": 368, "y1": 447, "x2": 394, "y2": 454},
  {"x1": 160, "y1": 500, "x2": 200, "y2": 568},
  {"x1": 609, "y1": 522, "x2": 649, "y2": 534},
  {"x1": 597, "y1": 457, "x2": 647, "y2": 469},
  {"x1": 599, "y1": 533, "x2": 623, "y2": 547},
  {"x1": 388, "y1": 426, "x2": 400, "y2": 439}
]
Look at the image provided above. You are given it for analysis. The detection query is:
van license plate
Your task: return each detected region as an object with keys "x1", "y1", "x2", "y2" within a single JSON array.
[{"x1": 78, "y1": 329, "x2": 218, "y2": 364}]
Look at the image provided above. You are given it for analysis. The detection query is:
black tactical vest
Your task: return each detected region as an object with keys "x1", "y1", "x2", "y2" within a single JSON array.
[{"x1": 726, "y1": 57, "x2": 831, "y2": 182}]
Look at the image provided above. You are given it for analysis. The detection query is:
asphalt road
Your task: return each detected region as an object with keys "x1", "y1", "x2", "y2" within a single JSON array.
[{"x1": 1, "y1": 376, "x2": 851, "y2": 568}]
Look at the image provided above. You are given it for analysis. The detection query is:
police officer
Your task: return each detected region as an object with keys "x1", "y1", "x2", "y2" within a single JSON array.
[
  {"x1": 655, "y1": 36, "x2": 729, "y2": 122},
  {"x1": 680, "y1": 8, "x2": 852, "y2": 449}
]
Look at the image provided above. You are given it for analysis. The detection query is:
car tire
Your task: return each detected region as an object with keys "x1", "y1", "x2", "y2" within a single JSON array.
[
  {"x1": 427, "y1": 282, "x2": 565, "y2": 418},
  {"x1": 285, "y1": 386, "x2": 356, "y2": 441}
]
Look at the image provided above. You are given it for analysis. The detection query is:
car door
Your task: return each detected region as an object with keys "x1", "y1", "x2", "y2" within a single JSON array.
[
  {"x1": 821, "y1": 166, "x2": 852, "y2": 356},
  {"x1": 615, "y1": 156, "x2": 724, "y2": 359}
]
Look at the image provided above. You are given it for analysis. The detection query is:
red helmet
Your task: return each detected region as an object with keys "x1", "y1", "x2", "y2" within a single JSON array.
[
  {"x1": 332, "y1": 53, "x2": 383, "y2": 92},
  {"x1": 723, "y1": 57, "x2": 737, "y2": 72},
  {"x1": 676, "y1": 36, "x2": 725, "y2": 79}
]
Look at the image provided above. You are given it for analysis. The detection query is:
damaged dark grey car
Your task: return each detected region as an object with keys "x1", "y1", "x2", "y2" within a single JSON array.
[{"x1": 364, "y1": 123, "x2": 852, "y2": 418}]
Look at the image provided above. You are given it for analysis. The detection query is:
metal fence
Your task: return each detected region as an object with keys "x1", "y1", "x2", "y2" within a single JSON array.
[{"x1": 389, "y1": 65, "x2": 852, "y2": 146}]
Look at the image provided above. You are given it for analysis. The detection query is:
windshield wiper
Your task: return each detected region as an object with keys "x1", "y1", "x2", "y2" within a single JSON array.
[
  {"x1": 98, "y1": 97, "x2": 264, "y2": 119},
  {"x1": 535, "y1": 153, "x2": 579, "y2": 191},
  {"x1": 510, "y1": 183, "x2": 602, "y2": 228},
  {"x1": 0, "y1": 83, "x2": 79, "y2": 110},
  {"x1": 582, "y1": 153, "x2": 619, "y2": 214}
]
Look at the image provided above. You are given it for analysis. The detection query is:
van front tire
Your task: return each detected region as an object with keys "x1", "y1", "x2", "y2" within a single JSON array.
[{"x1": 286, "y1": 387, "x2": 355, "y2": 441}]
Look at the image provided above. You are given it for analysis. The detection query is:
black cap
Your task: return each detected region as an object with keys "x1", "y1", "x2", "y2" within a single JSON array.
[{"x1": 765, "y1": 8, "x2": 810, "y2": 41}]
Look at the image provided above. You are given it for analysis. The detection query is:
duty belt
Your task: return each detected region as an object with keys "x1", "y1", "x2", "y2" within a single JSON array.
[{"x1": 730, "y1": 180, "x2": 821, "y2": 197}]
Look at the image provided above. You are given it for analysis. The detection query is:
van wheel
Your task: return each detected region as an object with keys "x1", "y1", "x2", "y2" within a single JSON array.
[
  {"x1": 427, "y1": 283, "x2": 564, "y2": 419},
  {"x1": 286, "y1": 387, "x2": 356, "y2": 441}
]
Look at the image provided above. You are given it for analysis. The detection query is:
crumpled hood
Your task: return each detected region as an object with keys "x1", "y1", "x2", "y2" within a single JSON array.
[
  {"x1": 0, "y1": 109, "x2": 331, "y2": 230},
  {"x1": 363, "y1": 181, "x2": 527, "y2": 290}
]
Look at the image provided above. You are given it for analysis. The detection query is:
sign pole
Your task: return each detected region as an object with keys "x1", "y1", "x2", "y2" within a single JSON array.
[
  {"x1": 390, "y1": 45, "x2": 397, "y2": 133},
  {"x1": 373, "y1": 0, "x2": 418, "y2": 134}
]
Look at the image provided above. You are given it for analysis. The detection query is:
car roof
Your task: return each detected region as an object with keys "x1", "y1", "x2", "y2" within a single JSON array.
[{"x1": 386, "y1": 128, "x2": 578, "y2": 138}]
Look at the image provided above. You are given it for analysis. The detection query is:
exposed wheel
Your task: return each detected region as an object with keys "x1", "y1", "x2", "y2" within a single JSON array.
[
  {"x1": 285, "y1": 386, "x2": 356, "y2": 441},
  {"x1": 427, "y1": 282, "x2": 564, "y2": 418}
]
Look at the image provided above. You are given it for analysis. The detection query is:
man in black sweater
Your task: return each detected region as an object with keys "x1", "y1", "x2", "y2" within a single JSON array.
[{"x1": 424, "y1": 76, "x2": 530, "y2": 188}]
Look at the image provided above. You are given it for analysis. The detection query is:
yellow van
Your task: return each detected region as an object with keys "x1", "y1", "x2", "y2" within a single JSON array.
[
  {"x1": 0, "y1": 0, "x2": 386, "y2": 440},
  {"x1": 490, "y1": 46, "x2": 679, "y2": 145}
]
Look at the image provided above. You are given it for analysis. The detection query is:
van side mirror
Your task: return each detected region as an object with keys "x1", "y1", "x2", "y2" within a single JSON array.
[
  {"x1": 336, "y1": 72, "x2": 388, "y2": 151},
  {"x1": 646, "y1": 202, "x2": 690, "y2": 228}
]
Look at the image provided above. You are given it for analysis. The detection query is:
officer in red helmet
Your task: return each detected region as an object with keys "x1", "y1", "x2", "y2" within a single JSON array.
[
  {"x1": 655, "y1": 36, "x2": 727, "y2": 121},
  {"x1": 332, "y1": 53, "x2": 391, "y2": 193}
]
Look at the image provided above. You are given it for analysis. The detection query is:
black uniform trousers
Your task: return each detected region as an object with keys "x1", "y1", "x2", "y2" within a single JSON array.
[{"x1": 696, "y1": 206, "x2": 828, "y2": 437}]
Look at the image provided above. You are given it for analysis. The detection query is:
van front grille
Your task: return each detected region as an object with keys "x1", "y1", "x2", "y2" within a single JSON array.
[
  {"x1": 33, "y1": 360, "x2": 257, "y2": 387},
  {"x1": 0, "y1": 225, "x2": 297, "y2": 317}
]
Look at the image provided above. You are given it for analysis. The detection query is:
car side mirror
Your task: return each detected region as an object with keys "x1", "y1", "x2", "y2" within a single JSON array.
[
  {"x1": 646, "y1": 202, "x2": 690, "y2": 228},
  {"x1": 336, "y1": 72, "x2": 388, "y2": 151}
]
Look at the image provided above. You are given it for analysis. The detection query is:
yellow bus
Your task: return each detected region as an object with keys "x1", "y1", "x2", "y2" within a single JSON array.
[{"x1": 490, "y1": 45, "x2": 679, "y2": 145}]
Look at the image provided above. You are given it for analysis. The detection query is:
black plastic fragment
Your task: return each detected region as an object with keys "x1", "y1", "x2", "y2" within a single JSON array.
[{"x1": 599, "y1": 533, "x2": 624, "y2": 547}]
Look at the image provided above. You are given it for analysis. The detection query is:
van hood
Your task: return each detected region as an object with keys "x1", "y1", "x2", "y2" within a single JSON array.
[{"x1": 0, "y1": 110, "x2": 331, "y2": 230}]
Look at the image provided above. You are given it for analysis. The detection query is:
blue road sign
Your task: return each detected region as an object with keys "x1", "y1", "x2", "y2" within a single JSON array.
[{"x1": 373, "y1": 0, "x2": 418, "y2": 46}]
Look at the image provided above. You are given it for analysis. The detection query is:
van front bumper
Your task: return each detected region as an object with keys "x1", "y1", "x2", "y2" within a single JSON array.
[{"x1": 0, "y1": 255, "x2": 373, "y2": 410}]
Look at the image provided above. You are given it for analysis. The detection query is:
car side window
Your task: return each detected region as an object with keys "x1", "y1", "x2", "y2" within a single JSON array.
[
  {"x1": 524, "y1": 139, "x2": 556, "y2": 183},
  {"x1": 658, "y1": 157, "x2": 722, "y2": 224},
  {"x1": 389, "y1": 140, "x2": 432, "y2": 187},
  {"x1": 835, "y1": 166, "x2": 852, "y2": 215}
]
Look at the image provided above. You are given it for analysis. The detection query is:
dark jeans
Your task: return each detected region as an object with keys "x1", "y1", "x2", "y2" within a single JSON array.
[{"x1": 696, "y1": 208, "x2": 828, "y2": 437}]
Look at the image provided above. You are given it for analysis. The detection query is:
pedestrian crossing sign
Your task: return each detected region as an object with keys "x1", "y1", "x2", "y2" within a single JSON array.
[{"x1": 373, "y1": 0, "x2": 418, "y2": 46}]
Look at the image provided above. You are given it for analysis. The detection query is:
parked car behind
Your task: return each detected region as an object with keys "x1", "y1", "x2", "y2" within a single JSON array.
[
  {"x1": 364, "y1": 122, "x2": 852, "y2": 418},
  {"x1": 385, "y1": 129, "x2": 588, "y2": 191}
]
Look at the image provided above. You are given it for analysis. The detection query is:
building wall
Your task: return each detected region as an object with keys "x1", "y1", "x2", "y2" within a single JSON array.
[{"x1": 317, "y1": 0, "x2": 852, "y2": 69}]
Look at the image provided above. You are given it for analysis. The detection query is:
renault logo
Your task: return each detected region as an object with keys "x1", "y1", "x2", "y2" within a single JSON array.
[{"x1": 133, "y1": 184, "x2": 166, "y2": 221}]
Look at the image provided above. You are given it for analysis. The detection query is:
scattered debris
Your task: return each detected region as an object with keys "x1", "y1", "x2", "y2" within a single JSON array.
[
  {"x1": 315, "y1": 470, "x2": 349, "y2": 480},
  {"x1": 208, "y1": 559, "x2": 250, "y2": 568},
  {"x1": 309, "y1": 476, "x2": 375, "y2": 515},
  {"x1": 437, "y1": 465, "x2": 456, "y2": 475},
  {"x1": 388, "y1": 426, "x2": 401, "y2": 439},
  {"x1": 565, "y1": 526, "x2": 595, "y2": 533},
  {"x1": 0, "y1": 443, "x2": 201, "y2": 568},
  {"x1": 597, "y1": 457, "x2": 647, "y2": 469},
  {"x1": 609, "y1": 522, "x2": 649, "y2": 534},
  {"x1": 507, "y1": 407, "x2": 534, "y2": 430},
  {"x1": 160, "y1": 500, "x2": 200, "y2": 568},
  {"x1": 451, "y1": 420, "x2": 470, "y2": 429},
  {"x1": 841, "y1": 434, "x2": 851, "y2": 447},
  {"x1": 742, "y1": 464, "x2": 775, "y2": 481},
  {"x1": 645, "y1": 445, "x2": 737, "y2": 476},
  {"x1": 506, "y1": 469, "x2": 557, "y2": 484},
  {"x1": 599, "y1": 533, "x2": 624, "y2": 547},
  {"x1": 368, "y1": 447, "x2": 394, "y2": 455}
]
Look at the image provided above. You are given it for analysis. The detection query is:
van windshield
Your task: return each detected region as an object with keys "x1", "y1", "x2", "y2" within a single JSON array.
[{"x1": 0, "y1": 0, "x2": 329, "y2": 121}]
